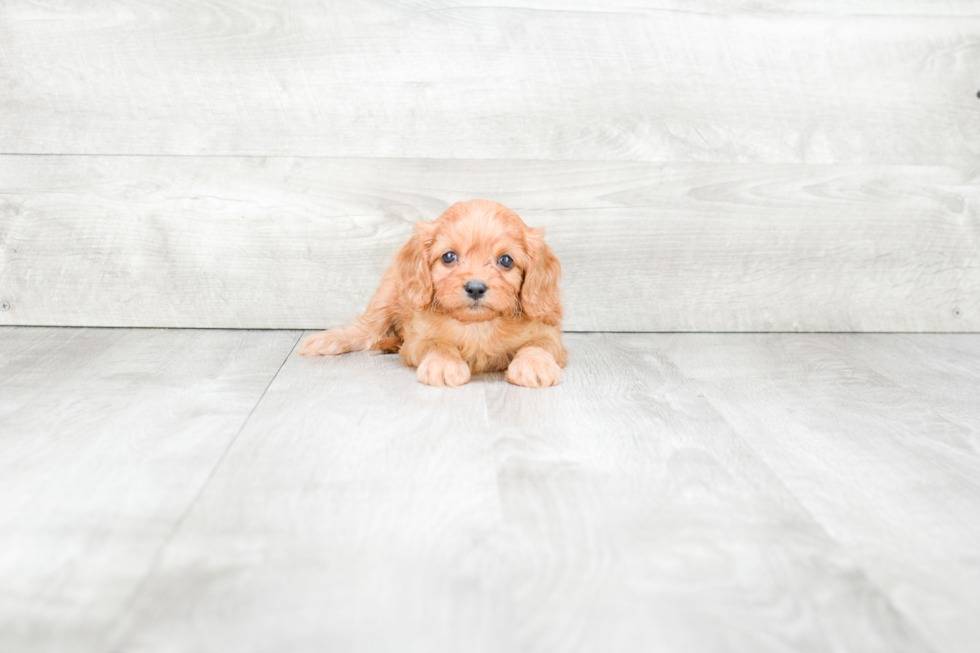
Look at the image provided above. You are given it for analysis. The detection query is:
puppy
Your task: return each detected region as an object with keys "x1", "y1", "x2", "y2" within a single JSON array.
[{"x1": 299, "y1": 199, "x2": 567, "y2": 387}]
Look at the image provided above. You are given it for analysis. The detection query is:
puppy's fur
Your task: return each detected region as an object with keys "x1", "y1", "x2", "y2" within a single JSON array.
[{"x1": 299, "y1": 200, "x2": 567, "y2": 387}]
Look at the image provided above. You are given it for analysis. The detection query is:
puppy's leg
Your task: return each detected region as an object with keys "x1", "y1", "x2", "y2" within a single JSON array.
[
  {"x1": 299, "y1": 269, "x2": 401, "y2": 356},
  {"x1": 401, "y1": 340, "x2": 471, "y2": 387},
  {"x1": 299, "y1": 319, "x2": 375, "y2": 356},
  {"x1": 417, "y1": 348, "x2": 471, "y2": 387},
  {"x1": 506, "y1": 346, "x2": 562, "y2": 388}
]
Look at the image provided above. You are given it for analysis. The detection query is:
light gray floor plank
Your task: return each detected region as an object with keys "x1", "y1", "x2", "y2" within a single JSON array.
[
  {"x1": 483, "y1": 334, "x2": 932, "y2": 653},
  {"x1": 6, "y1": 330, "x2": 976, "y2": 652},
  {"x1": 106, "y1": 333, "x2": 935, "y2": 653},
  {"x1": 106, "y1": 332, "x2": 510, "y2": 653},
  {"x1": 0, "y1": 327, "x2": 300, "y2": 653},
  {"x1": 664, "y1": 334, "x2": 980, "y2": 653}
]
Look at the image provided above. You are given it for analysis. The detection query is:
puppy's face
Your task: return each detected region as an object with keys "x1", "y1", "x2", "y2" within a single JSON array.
[
  {"x1": 427, "y1": 207, "x2": 527, "y2": 323},
  {"x1": 399, "y1": 199, "x2": 562, "y2": 326}
]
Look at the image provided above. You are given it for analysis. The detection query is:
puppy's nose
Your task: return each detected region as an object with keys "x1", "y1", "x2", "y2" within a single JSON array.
[{"x1": 464, "y1": 280, "x2": 488, "y2": 300}]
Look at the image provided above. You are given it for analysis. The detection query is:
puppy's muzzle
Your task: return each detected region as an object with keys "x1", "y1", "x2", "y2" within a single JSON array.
[{"x1": 464, "y1": 280, "x2": 488, "y2": 301}]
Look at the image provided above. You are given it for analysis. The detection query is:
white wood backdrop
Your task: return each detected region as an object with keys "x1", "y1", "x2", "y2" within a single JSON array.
[{"x1": 1, "y1": 0, "x2": 978, "y2": 330}]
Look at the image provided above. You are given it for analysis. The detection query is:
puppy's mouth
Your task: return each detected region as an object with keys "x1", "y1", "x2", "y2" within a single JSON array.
[{"x1": 447, "y1": 301, "x2": 499, "y2": 323}]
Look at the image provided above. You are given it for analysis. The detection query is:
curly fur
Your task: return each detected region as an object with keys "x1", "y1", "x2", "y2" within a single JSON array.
[{"x1": 299, "y1": 199, "x2": 567, "y2": 387}]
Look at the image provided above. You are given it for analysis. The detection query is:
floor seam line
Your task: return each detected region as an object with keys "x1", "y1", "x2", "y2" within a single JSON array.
[
  {"x1": 99, "y1": 330, "x2": 303, "y2": 645},
  {"x1": 666, "y1": 339, "x2": 946, "y2": 653}
]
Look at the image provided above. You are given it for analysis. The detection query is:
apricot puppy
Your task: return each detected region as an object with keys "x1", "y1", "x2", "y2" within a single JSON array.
[{"x1": 299, "y1": 199, "x2": 567, "y2": 387}]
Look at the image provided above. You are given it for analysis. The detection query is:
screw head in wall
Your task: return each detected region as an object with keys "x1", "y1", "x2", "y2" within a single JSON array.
[
  {"x1": 953, "y1": 308, "x2": 962, "y2": 318},
  {"x1": 0, "y1": 301, "x2": 8, "y2": 311}
]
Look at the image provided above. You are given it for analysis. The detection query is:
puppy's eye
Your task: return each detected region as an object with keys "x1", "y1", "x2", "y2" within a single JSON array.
[
  {"x1": 441, "y1": 251, "x2": 457, "y2": 265},
  {"x1": 498, "y1": 254, "x2": 514, "y2": 269}
]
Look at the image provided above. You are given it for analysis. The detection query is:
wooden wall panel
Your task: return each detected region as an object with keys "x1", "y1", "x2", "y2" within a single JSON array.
[
  {"x1": 1, "y1": 156, "x2": 976, "y2": 331},
  {"x1": 1, "y1": 1, "x2": 977, "y2": 331},
  {"x1": 1, "y1": 1, "x2": 978, "y2": 164}
]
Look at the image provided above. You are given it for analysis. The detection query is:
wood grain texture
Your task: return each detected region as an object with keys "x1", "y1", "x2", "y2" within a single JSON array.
[
  {"x1": 106, "y1": 332, "x2": 512, "y2": 653},
  {"x1": 0, "y1": 326, "x2": 300, "y2": 653},
  {"x1": 482, "y1": 333, "x2": 934, "y2": 653},
  {"x1": 4, "y1": 329, "x2": 978, "y2": 652},
  {"x1": 1, "y1": 156, "x2": 977, "y2": 331},
  {"x1": 0, "y1": 1, "x2": 977, "y2": 164},
  {"x1": 664, "y1": 333, "x2": 980, "y2": 653},
  {"x1": 104, "y1": 332, "x2": 935, "y2": 653}
]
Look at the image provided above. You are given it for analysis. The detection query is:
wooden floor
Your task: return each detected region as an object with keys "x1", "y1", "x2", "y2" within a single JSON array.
[{"x1": 1, "y1": 328, "x2": 978, "y2": 653}]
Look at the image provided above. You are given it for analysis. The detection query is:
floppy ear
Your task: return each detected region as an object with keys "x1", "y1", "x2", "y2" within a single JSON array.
[
  {"x1": 395, "y1": 221, "x2": 435, "y2": 311},
  {"x1": 520, "y1": 228, "x2": 563, "y2": 324}
]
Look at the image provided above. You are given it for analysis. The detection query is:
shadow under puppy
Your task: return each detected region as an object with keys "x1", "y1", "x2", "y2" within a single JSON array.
[{"x1": 299, "y1": 199, "x2": 567, "y2": 387}]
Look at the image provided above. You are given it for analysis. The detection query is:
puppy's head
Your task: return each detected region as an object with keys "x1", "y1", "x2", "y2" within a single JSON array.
[{"x1": 398, "y1": 200, "x2": 562, "y2": 325}]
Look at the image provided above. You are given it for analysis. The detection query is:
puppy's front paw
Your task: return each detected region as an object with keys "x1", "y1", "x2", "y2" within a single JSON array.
[
  {"x1": 417, "y1": 351, "x2": 471, "y2": 387},
  {"x1": 506, "y1": 347, "x2": 561, "y2": 388},
  {"x1": 299, "y1": 330, "x2": 352, "y2": 356}
]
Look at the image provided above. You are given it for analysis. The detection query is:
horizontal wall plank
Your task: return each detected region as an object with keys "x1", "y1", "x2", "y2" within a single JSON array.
[
  {"x1": 1, "y1": 1, "x2": 977, "y2": 164},
  {"x1": 1, "y1": 156, "x2": 976, "y2": 331}
]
